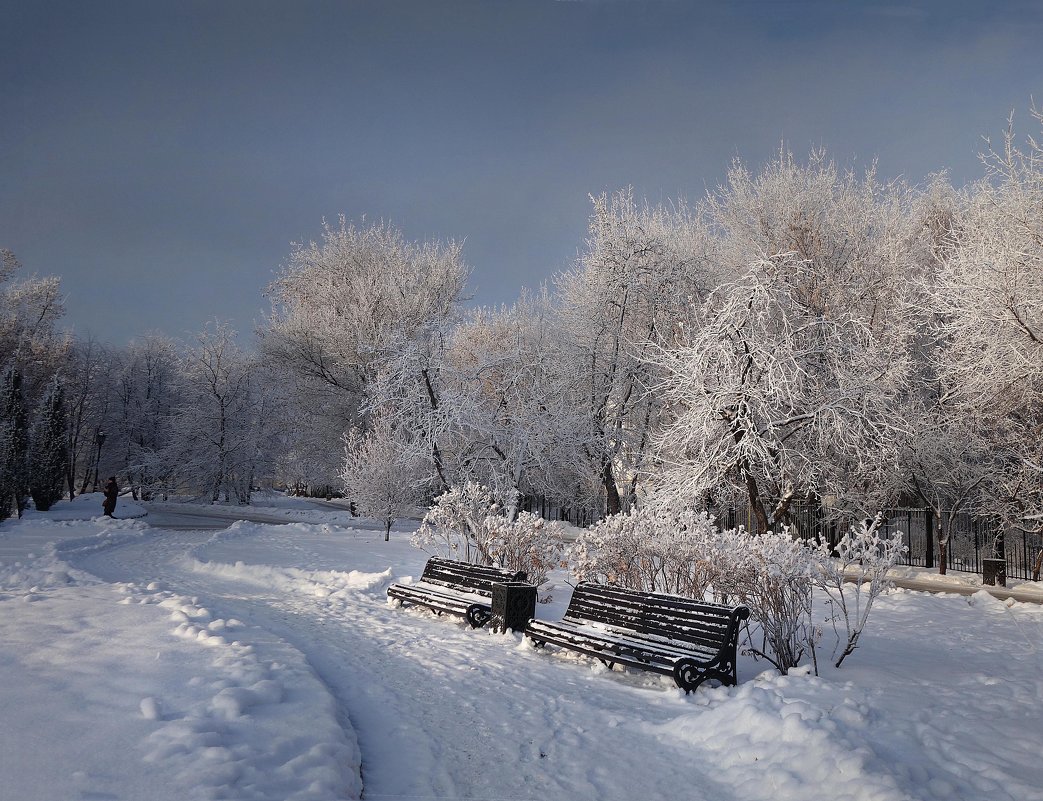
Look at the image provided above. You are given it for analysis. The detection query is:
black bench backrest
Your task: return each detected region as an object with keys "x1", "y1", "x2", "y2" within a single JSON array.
[
  {"x1": 420, "y1": 557, "x2": 525, "y2": 597},
  {"x1": 639, "y1": 592, "x2": 749, "y2": 651},
  {"x1": 565, "y1": 582, "x2": 749, "y2": 650},
  {"x1": 563, "y1": 582, "x2": 646, "y2": 630}
]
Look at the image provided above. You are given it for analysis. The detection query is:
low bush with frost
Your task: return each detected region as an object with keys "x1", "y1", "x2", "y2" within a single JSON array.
[
  {"x1": 568, "y1": 505, "x2": 721, "y2": 598},
  {"x1": 414, "y1": 482, "x2": 563, "y2": 588},
  {"x1": 567, "y1": 504, "x2": 904, "y2": 675},
  {"x1": 813, "y1": 515, "x2": 907, "y2": 668}
]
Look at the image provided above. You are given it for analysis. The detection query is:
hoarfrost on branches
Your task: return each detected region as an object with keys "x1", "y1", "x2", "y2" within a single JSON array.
[
  {"x1": 147, "y1": 323, "x2": 274, "y2": 504},
  {"x1": 442, "y1": 290, "x2": 597, "y2": 517},
  {"x1": 568, "y1": 505, "x2": 722, "y2": 598},
  {"x1": 342, "y1": 413, "x2": 430, "y2": 542},
  {"x1": 555, "y1": 190, "x2": 714, "y2": 515},
  {"x1": 413, "y1": 482, "x2": 563, "y2": 588},
  {"x1": 814, "y1": 516, "x2": 906, "y2": 668},
  {"x1": 260, "y1": 218, "x2": 467, "y2": 492},
  {"x1": 0, "y1": 250, "x2": 70, "y2": 401},
  {"x1": 648, "y1": 152, "x2": 920, "y2": 532},
  {"x1": 932, "y1": 107, "x2": 1043, "y2": 539}
]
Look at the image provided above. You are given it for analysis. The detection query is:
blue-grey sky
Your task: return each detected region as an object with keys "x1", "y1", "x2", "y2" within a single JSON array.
[{"x1": 3, "y1": 0, "x2": 1042, "y2": 345}]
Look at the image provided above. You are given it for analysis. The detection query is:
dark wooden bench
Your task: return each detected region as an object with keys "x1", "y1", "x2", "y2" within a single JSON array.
[
  {"x1": 525, "y1": 582, "x2": 750, "y2": 692},
  {"x1": 387, "y1": 557, "x2": 527, "y2": 628}
]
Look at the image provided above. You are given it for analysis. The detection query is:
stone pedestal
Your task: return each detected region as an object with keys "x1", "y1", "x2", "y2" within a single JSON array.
[
  {"x1": 490, "y1": 581, "x2": 537, "y2": 634},
  {"x1": 982, "y1": 558, "x2": 1007, "y2": 588}
]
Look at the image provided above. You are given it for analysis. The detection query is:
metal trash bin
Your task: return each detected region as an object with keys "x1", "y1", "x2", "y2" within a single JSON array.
[
  {"x1": 490, "y1": 581, "x2": 537, "y2": 633},
  {"x1": 982, "y1": 558, "x2": 1007, "y2": 588}
]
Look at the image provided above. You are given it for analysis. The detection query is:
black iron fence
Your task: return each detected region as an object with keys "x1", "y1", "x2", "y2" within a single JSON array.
[
  {"x1": 522, "y1": 493, "x2": 1043, "y2": 581},
  {"x1": 520, "y1": 494, "x2": 598, "y2": 528},
  {"x1": 723, "y1": 503, "x2": 1042, "y2": 581},
  {"x1": 874, "y1": 509, "x2": 1042, "y2": 581}
]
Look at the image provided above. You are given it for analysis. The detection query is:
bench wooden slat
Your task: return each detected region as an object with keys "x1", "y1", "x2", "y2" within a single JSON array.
[
  {"x1": 525, "y1": 582, "x2": 749, "y2": 692},
  {"x1": 528, "y1": 619, "x2": 721, "y2": 662}
]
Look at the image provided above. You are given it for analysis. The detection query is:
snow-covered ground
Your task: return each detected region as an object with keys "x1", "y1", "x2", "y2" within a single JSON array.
[{"x1": 2, "y1": 498, "x2": 1042, "y2": 801}]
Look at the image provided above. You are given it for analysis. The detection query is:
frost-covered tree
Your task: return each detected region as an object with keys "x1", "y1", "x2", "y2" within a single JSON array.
[
  {"x1": 153, "y1": 323, "x2": 271, "y2": 503},
  {"x1": 443, "y1": 290, "x2": 597, "y2": 518},
  {"x1": 361, "y1": 333, "x2": 456, "y2": 493},
  {"x1": 842, "y1": 175, "x2": 995, "y2": 572},
  {"x1": 0, "y1": 250, "x2": 70, "y2": 402},
  {"x1": 261, "y1": 218, "x2": 468, "y2": 490},
  {"x1": 107, "y1": 336, "x2": 180, "y2": 498},
  {"x1": 0, "y1": 366, "x2": 30, "y2": 519},
  {"x1": 933, "y1": 108, "x2": 1043, "y2": 541},
  {"x1": 272, "y1": 385, "x2": 354, "y2": 496},
  {"x1": 556, "y1": 190, "x2": 714, "y2": 515},
  {"x1": 649, "y1": 153, "x2": 919, "y2": 531},
  {"x1": 28, "y1": 376, "x2": 69, "y2": 512},
  {"x1": 898, "y1": 412, "x2": 993, "y2": 573},
  {"x1": 62, "y1": 337, "x2": 121, "y2": 498},
  {"x1": 651, "y1": 254, "x2": 912, "y2": 533},
  {"x1": 342, "y1": 414, "x2": 430, "y2": 541}
]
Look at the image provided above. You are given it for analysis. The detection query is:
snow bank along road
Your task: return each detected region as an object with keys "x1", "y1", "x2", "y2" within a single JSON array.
[{"x1": 4, "y1": 509, "x2": 1043, "y2": 801}]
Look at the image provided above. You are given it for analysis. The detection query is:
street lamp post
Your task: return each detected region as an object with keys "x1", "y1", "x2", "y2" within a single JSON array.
[{"x1": 92, "y1": 429, "x2": 106, "y2": 492}]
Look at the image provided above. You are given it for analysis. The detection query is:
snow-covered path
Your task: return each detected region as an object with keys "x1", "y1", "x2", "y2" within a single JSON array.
[
  {"x1": 68, "y1": 524, "x2": 741, "y2": 800},
  {"x1": 5, "y1": 505, "x2": 1043, "y2": 801}
]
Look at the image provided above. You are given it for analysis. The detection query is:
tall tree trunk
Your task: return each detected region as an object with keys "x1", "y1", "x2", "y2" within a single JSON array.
[
  {"x1": 742, "y1": 465, "x2": 770, "y2": 534},
  {"x1": 602, "y1": 459, "x2": 621, "y2": 516},
  {"x1": 420, "y1": 368, "x2": 449, "y2": 492},
  {"x1": 937, "y1": 514, "x2": 947, "y2": 575}
]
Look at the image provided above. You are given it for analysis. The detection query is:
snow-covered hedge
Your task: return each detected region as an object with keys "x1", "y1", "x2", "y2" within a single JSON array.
[
  {"x1": 568, "y1": 506, "x2": 905, "y2": 674},
  {"x1": 413, "y1": 483, "x2": 564, "y2": 589},
  {"x1": 567, "y1": 506, "x2": 722, "y2": 598}
]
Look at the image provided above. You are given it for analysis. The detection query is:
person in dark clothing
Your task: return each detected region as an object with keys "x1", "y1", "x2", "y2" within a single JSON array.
[{"x1": 102, "y1": 476, "x2": 118, "y2": 517}]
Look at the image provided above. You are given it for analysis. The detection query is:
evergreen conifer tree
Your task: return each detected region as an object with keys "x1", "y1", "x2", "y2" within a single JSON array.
[
  {"x1": 0, "y1": 366, "x2": 30, "y2": 519},
  {"x1": 29, "y1": 376, "x2": 69, "y2": 512}
]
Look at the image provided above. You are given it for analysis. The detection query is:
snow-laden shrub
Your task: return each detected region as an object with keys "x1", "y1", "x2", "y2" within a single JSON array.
[
  {"x1": 413, "y1": 482, "x2": 500, "y2": 565},
  {"x1": 567, "y1": 508, "x2": 643, "y2": 588},
  {"x1": 484, "y1": 511, "x2": 565, "y2": 589},
  {"x1": 414, "y1": 483, "x2": 563, "y2": 588},
  {"x1": 714, "y1": 527, "x2": 819, "y2": 675},
  {"x1": 814, "y1": 517, "x2": 906, "y2": 668},
  {"x1": 568, "y1": 506, "x2": 722, "y2": 598}
]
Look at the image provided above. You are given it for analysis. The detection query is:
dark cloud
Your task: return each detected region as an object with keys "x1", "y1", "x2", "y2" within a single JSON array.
[{"x1": 2, "y1": 0, "x2": 1041, "y2": 344}]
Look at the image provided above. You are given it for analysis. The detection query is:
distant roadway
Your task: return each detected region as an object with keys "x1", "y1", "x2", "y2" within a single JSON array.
[{"x1": 140, "y1": 501, "x2": 1042, "y2": 604}]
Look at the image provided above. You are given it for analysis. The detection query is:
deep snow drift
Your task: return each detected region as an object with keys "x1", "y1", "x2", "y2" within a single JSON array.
[{"x1": 1, "y1": 497, "x2": 1042, "y2": 801}]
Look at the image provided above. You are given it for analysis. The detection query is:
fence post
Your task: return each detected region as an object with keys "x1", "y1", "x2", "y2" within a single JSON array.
[
  {"x1": 906, "y1": 510, "x2": 913, "y2": 566},
  {"x1": 925, "y1": 508, "x2": 934, "y2": 570}
]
